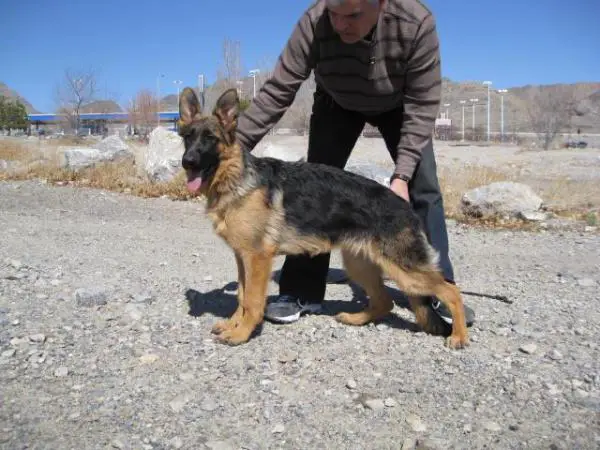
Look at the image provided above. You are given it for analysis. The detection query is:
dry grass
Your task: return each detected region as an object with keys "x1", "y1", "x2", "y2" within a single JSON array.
[{"x1": 2, "y1": 139, "x2": 598, "y2": 231}]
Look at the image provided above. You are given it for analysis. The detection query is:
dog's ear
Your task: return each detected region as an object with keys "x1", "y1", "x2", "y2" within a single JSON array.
[
  {"x1": 178, "y1": 87, "x2": 202, "y2": 128},
  {"x1": 213, "y1": 88, "x2": 240, "y2": 140}
]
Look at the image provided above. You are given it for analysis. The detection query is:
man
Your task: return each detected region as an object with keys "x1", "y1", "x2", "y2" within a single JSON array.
[{"x1": 234, "y1": 0, "x2": 475, "y2": 333}]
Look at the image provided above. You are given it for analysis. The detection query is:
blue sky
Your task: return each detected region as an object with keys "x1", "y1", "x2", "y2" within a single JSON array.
[{"x1": 1, "y1": 0, "x2": 599, "y2": 113}]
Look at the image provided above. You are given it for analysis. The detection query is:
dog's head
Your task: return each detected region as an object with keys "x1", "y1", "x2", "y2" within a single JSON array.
[{"x1": 178, "y1": 87, "x2": 240, "y2": 194}]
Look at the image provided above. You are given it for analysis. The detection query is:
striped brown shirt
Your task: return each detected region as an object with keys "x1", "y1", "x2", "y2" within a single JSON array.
[{"x1": 235, "y1": 0, "x2": 442, "y2": 179}]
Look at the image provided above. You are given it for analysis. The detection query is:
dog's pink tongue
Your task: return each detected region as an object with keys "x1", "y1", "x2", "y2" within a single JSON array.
[{"x1": 187, "y1": 177, "x2": 203, "y2": 193}]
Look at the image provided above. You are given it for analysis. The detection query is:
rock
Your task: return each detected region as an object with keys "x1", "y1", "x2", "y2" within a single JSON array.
[
  {"x1": 406, "y1": 414, "x2": 427, "y2": 432},
  {"x1": 519, "y1": 343, "x2": 538, "y2": 354},
  {"x1": 461, "y1": 182, "x2": 543, "y2": 219},
  {"x1": 345, "y1": 163, "x2": 391, "y2": 187},
  {"x1": 95, "y1": 135, "x2": 133, "y2": 161},
  {"x1": 257, "y1": 143, "x2": 305, "y2": 162},
  {"x1": 74, "y1": 287, "x2": 109, "y2": 307},
  {"x1": 384, "y1": 397, "x2": 397, "y2": 407},
  {"x1": 519, "y1": 210, "x2": 548, "y2": 221},
  {"x1": 346, "y1": 379, "x2": 357, "y2": 390},
  {"x1": 278, "y1": 351, "x2": 298, "y2": 363},
  {"x1": 54, "y1": 366, "x2": 69, "y2": 377},
  {"x1": 130, "y1": 291, "x2": 153, "y2": 304},
  {"x1": 546, "y1": 349, "x2": 563, "y2": 361},
  {"x1": 271, "y1": 424, "x2": 285, "y2": 434},
  {"x1": 143, "y1": 127, "x2": 185, "y2": 182},
  {"x1": 364, "y1": 398, "x2": 385, "y2": 411},
  {"x1": 139, "y1": 354, "x2": 160, "y2": 364},
  {"x1": 28, "y1": 333, "x2": 46, "y2": 343},
  {"x1": 577, "y1": 278, "x2": 596, "y2": 287},
  {"x1": 483, "y1": 421, "x2": 502, "y2": 432}
]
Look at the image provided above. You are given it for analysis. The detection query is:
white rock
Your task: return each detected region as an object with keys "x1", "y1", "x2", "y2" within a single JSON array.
[
  {"x1": 461, "y1": 182, "x2": 543, "y2": 219},
  {"x1": 143, "y1": 127, "x2": 185, "y2": 182}
]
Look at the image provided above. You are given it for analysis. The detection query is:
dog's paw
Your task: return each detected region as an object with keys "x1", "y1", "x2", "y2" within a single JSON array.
[
  {"x1": 211, "y1": 319, "x2": 236, "y2": 335},
  {"x1": 214, "y1": 327, "x2": 252, "y2": 346},
  {"x1": 445, "y1": 334, "x2": 470, "y2": 350}
]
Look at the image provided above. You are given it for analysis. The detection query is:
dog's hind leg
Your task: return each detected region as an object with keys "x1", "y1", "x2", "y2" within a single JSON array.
[
  {"x1": 335, "y1": 248, "x2": 395, "y2": 326},
  {"x1": 382, "y1": 261, "x2": 469, "y2": 349},
  {"x1": 212, "y1": 250, "x2": 245, "y2": 335},
  {"x1": 407, "y1": 296, "x2": 451, "y2": 337},
  {"x1": 215, "y1": 250, "x2": 273, "y2": 345}
]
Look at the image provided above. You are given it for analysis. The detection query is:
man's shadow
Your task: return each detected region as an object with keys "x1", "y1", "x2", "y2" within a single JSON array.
[{"x1": 184, "y1": 267, "x2": 421, "y2": 333}]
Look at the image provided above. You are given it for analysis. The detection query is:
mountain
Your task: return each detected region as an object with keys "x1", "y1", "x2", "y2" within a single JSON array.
[{"x1": 0, "y1": 82, "x2": 39, "y2": 113}]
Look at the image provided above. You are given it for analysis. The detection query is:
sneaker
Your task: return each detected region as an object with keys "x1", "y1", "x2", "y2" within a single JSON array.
[
  {"x1": 430, "y1": 298, "x2": 476, "y2": 327},
  {"x1": 264, "y1": 295, "x2": 323, "y2": 324}
]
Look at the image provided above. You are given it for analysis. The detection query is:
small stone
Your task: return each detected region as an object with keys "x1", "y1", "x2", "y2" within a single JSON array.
[
  {"x1": 519, "y1": 343, "x2": 537, "y2": 354},
  {"x1": 584, "y1": 226, "x2": 597, "y2": 233},
  {"x1": 375, "y1": 323, "x2": 389, "y2": 331},
  {"x1": 169, "y1": 395, "x2": 189, "y2": 413},
  {"x1": 75, "y1": 286, "x2": 109, "y2": 307},
  {"x1": 272, "y1": 424, "x2": 285, "y2": 434},
  {"x1": 483, "y1": 421, "x2": 502, "y2": 432},
  {"x1": 54, "y1": 366, "x2": 69, "y2": 377},
  {"x1": 29, "y1": 333, "x2": 46, "y2": 343},
  {"x1": 346, "y1": 379, "x2": 357, "y2": 390},
  {"x1": 200, "y1": 398, "x2": 219, "y2": 412},
  {"x1": 139, "y1": 354, "x2": 159, "y2": 364},
  {"x1": 168, "y1": 436, "x2": 184, "y2": 449},
  {"x1": 364, "y1": 398, "x2": 385, "y2": 411},
  {"x1": 9, "y1": 260, "x2": 23, "y2": 270},
  {"x1": 204, "y1": 275, "x2": 213, "y2": 282},
  {"x1": 547, "y1": 349, "x2": 563, "y2": 361},
  {"x1": 401, "y1": 437, "x2": 417, "y2": 450},
  {"x1": 384, "y1": 397, "x2": 397, "y2": 407},
  {"x1": 278, "y1": 351, "x2": 298, "y2": 363},
  {"x1": 131, "y1": 291, "x2": 153, "y2": 304},
  {"x1": 577, "y1": 278, "x2": 596, "y2": 287},
  {"x1": 406, "y1": 414, "x2": 427, "y2": 432},
  {"x1": 1, "y1": 349, "x2": 16, "y2": 358}
]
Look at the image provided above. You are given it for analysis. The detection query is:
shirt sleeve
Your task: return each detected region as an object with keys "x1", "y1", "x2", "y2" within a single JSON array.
[
  {"x1": 235, "y1": 11, "x2": 317, "y2": 152},
  {"x1": 393, "y1": 13, "x2": 442, "y2": 180}
]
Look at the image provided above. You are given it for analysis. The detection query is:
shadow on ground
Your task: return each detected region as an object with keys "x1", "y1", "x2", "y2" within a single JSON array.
[{"x1": 184, "y1": 267, "x2": 421, "y2": 334}]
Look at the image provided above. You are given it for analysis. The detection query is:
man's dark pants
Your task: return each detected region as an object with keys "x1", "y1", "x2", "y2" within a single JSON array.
[{"x1": 278, "y1": 86, "x2": 455, "y2": 302}]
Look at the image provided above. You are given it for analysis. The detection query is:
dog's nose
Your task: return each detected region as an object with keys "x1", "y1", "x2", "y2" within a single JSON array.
[{"x1": 182, "y1": 152, "x2": 196, "y2": 170}]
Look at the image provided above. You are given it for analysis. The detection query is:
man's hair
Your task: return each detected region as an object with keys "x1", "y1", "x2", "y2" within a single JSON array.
[{"x1": 325, "y1": 0, "x2": 379, "y2": 7}]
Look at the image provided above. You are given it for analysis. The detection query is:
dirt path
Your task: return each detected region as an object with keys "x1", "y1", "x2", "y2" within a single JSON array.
[{"x1": 1, "y1": 180, "x2": 599, "y2": 449}]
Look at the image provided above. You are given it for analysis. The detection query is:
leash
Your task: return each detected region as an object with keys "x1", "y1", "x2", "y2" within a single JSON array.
[{"x1": 461, "y1": 290, "x2": 513, "y2": 304}]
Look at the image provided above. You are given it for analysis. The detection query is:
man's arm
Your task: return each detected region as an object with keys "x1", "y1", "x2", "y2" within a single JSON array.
[
  {"x1": 235, "y1": 11, "x2": 317, "y2": 152},
  {"x1": 393, "y1": 12, "x2": 442, "y2": 180}
]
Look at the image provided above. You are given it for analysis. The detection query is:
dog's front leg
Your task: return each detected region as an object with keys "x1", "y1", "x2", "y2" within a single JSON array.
[
  {"x1": 212, "y1": 250, "x2": 246, "y2": 335},
  {"x1": 215, "y1": 250, "x2": 272, "y2": 345}
]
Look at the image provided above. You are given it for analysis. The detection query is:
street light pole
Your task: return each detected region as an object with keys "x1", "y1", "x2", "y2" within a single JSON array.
[
  {"x1": 443, "y1": 103, "x2": 450, "y2": 119},
  {"x1": 249, "y1": 69, "x2": 260, "y2": 98},
  {"x1": 197, "y1": 74, "x2": 205, "y2": 111},
  {"x1": 156, "y1": 73, "x2": 164, "y2": 127},
  {"x1": 483, "y1": 81, "x2": 492, "y2": 141},
  {"x1": 173, "y1": 80, "x2": 182, "y2": 101},
  {"x1": 497, "y1": 89, "x2": 508, "y2": 142},
  {"x1": 460, "y1": 100, "x2": 466, "y2": 141},
  {"x1": 470, "y1": 98, "x2": 478, "y2": 138}
]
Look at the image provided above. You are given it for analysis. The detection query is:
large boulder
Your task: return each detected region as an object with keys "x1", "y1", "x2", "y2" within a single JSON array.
[
  {"x1": 62, "y1": 135, "x2": 133, "y2": 171},
  {"x1": 257, "y1": 143, "x2": 305, "y2": 162},
  {"x1": 461, "y1": 181, "x2": 544, "y2": 219},
  {"x1": 143, "y1": 127, "x2": 185, "y2": 182},
  {"x1": 345, "y1": 163, "x2": 391, "y2": 187}
]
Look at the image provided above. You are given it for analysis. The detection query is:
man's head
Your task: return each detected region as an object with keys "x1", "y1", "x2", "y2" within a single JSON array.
[{"x1": 325, "y1": 0, "x2": 385, "y2": 44}]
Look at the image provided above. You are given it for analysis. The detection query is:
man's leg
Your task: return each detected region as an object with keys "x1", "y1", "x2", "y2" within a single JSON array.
[
  {"x1": 373, "y1": 112, "x2": 475, "y2": 328},
  {"x1": 265, "y1": 86, "x2": 366, "y2": 323}
]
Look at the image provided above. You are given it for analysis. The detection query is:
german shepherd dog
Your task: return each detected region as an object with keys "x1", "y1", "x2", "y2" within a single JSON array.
[{"x1": 178, "y1": 87, "x2": 469, "y2": 350}]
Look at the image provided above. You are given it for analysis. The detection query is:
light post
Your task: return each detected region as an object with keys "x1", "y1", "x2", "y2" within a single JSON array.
[
  {"x1": 470, "y1": 98, "x2": 479, "y2": 138},
  {"x1": 443, "y1": 103, "x2": 450, "y2": 119},
  {"x1": 249, "y1": 69, "x2": 260, "y2": 98},
  {"x1": 483, "y1": 80, "x2": 492, "y2": 141},
  {"x1": 156, "y1": 73, "x2": 164, "y2": 127},
  {"x1": 497, "y1": 89, "x2": 508, "y2": 142},
  {"x1": 236, "y1": 80, "x2": 243, "y2": 99},
  {"x1": 198, "y1": 74, "x2": 205, "y2": 111},
  {"x1": 460, "y1": 100, "x2": 466, "y2": 141},
  {"x1": 173, "y1": 80, "x2": 182, "y2": 100}
]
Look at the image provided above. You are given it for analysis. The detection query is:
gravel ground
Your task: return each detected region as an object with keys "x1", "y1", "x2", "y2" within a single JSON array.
[{"x1": 1, "y1": 180, "x2": 599, "y2": 450}]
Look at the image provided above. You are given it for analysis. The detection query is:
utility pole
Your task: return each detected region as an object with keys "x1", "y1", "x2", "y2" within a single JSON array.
[
  {"x1": 470, "y1": 98, "x2": 478, "y2": 139},
  {"x1": 497, "y1": 89, "x2": 508, "y2": 142},
  {"x1": 483, "y1": 80, "x2": 492, "y2": 141},
  {"x1": 249, "y1": 69, "x2": 260, "y2": 98},
  {"x1": 460, "y1": 100, "x2": 466, "y2": 141},
  {"x1": 156, "y1": 73, "x2": 164, "y2": 127},
  {"x1": 197, "y1": 74, "x2": 205, "y2": 112}
]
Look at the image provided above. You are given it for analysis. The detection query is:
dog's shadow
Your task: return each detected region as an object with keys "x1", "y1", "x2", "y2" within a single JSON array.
[{"x1": 184, "y1": 268, "x2": 420, "y2": 333}]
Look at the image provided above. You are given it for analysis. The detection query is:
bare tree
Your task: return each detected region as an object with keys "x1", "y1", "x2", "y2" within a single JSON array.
[
  {"x1": 279, "y1": 73, "x2": 316, "y2": 133},
  {"x1": 525, "y1": 85, "x2": 577, "y2": 150},
  {"x1": 127, "y1": 89, "x2": 159, "y2": 139},
  {"x1": 54, "y1": 67, "x2": 98, "y2": 133},
  {"x1": 218, "y1": 38, "x2": 243, "y2": 86}
]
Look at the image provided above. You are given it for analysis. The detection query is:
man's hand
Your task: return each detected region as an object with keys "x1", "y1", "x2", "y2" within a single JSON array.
[{"x1": 390, "y1": 178, "x2": 410, "y2": 203}]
